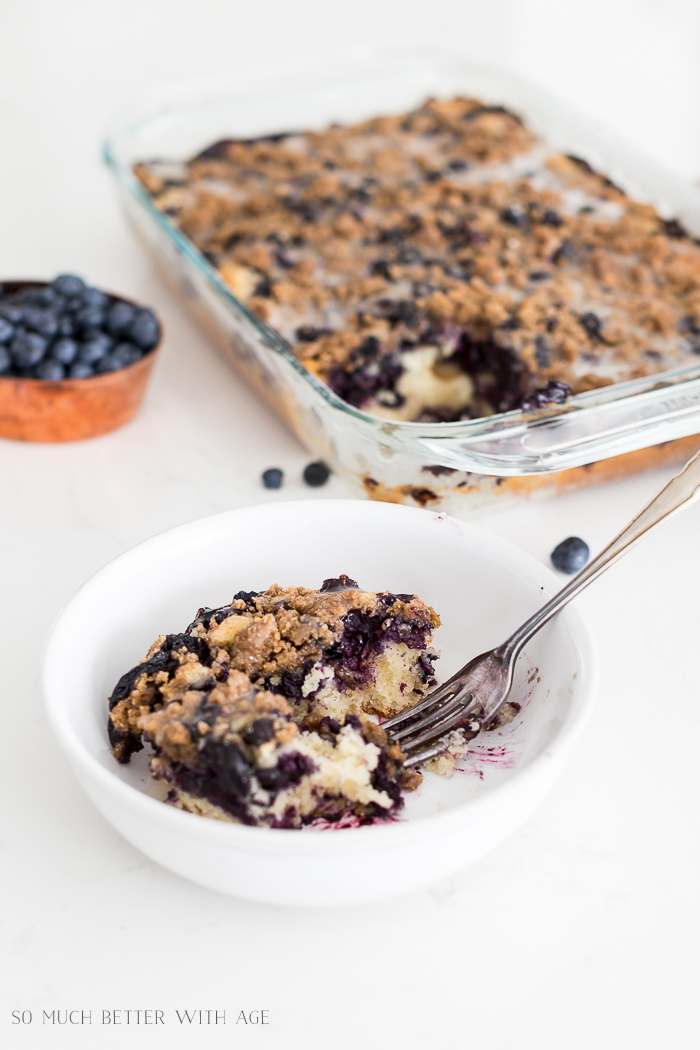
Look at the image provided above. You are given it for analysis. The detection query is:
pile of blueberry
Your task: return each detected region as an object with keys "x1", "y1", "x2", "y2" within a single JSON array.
[{"x1": 0, "y1": 274, "x2": 160, "y2": 381}]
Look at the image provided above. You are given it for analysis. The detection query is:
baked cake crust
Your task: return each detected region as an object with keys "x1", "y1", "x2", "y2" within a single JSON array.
[
  {"x1": 108, "y1": 578, "x2": 438, "y2": 827},
  {"x1": 135, "y1": 96, "x2": 700, "y2": 422}
]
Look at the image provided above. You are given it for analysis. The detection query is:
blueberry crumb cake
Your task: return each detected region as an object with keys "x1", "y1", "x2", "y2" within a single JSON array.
[
  {"x1": 135, "y1": 97, "x2": 700, "y2": 422},
  {"x1": 108, "y1": 576, "x2": 440, "y2": 828}
]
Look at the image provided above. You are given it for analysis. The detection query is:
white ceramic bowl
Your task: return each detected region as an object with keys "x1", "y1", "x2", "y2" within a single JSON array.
[{"x1": 43, "y1": 500, "x2": 598, "y2": 907}]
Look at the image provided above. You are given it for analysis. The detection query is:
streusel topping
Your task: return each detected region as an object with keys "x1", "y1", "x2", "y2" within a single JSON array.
[{"x1": 136, "y1": 96, "x2": 700, "y2": 420}]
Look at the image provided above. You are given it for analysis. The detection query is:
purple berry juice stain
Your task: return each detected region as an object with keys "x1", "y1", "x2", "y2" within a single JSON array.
[{"x1": 452, "y1": 662, "x2": 538, "y2": 779}]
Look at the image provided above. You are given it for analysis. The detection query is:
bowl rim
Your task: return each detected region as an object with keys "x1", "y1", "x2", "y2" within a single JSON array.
[{"x1": 42, "y1": 499, "x2": 599, "y2": 851}]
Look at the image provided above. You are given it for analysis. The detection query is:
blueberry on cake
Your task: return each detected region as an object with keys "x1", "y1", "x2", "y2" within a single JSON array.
[
  {"x1": 108, "y1": 577, "x2": 437, "y2": 827},
  {"x1": 135, "y1": 97, "x2": 700, "y2": 423}
]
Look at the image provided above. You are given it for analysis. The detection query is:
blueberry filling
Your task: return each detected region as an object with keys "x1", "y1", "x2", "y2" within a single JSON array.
[
  {"x1": 520, "y1": 379, "x2": 571, "y2": 412},
  {"x1": 320, "y1": 575, "x2": 359, "y2": 593},
  {"x1": 109, "y1": 581, "x2": 440, "y2": 827},
  {"x1": 108, "y1": 633, "x2": 212, "y2": 762},
  {"x1": 323, "y1": 608, "x2": 431, "y2": 685}
]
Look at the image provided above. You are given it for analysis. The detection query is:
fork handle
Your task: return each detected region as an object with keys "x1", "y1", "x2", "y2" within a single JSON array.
[{"x1": 502, "y1": 445, "x2": 700, "y2": 663}]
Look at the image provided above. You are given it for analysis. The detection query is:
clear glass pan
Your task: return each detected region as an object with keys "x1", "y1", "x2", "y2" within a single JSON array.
[{"x1": 103, "y1": 50, "x2": 700, "y2": 511}]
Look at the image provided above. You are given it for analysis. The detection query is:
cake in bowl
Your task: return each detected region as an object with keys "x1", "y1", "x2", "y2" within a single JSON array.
[{"x1": 108, "y1": 576, "x2": 439, "y2": 827}]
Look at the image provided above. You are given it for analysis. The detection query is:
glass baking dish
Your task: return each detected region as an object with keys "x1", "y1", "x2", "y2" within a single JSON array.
[{"x1": 103, "y1": 50, "x2": 700, "y2": 512}]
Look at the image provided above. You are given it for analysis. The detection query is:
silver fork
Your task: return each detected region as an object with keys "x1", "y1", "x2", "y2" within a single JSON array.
[{"x1": 384, "y1": 446, "x2": 700, "y2": 767}]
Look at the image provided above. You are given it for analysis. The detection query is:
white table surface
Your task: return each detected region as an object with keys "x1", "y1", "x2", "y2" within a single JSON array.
[{"x1": 3, "y1": 3, "x2": 700, "y2": 1048}]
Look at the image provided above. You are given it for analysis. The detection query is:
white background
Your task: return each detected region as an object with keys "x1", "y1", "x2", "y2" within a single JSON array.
[{"x1": 2, "y1": 2, "x2": 700, "y2": 1048}]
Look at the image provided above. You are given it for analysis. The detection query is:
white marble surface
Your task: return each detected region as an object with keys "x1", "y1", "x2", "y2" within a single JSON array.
[{"x1": 3, "y1": 3, "x2": 700, "y2": 1048}]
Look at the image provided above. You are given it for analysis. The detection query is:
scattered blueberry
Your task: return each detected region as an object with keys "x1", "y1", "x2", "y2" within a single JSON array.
[
  {"x1": 262, "y1": 467, "x2": 284, "y2": 489},
  {"x1": 551, "y1": 537, "x2": 589, "y2": 574},
  {"x1": 303, "y1": 461, "x2": 330, "y2": 487}
]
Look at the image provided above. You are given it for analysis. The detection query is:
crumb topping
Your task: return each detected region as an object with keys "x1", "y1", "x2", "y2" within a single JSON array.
[
  {"x1": 135, "y1": 96, "x2": 700, "y2": 420},
  {"x1": 107, "y1": 580, "x2": 440, "y2": 826}
]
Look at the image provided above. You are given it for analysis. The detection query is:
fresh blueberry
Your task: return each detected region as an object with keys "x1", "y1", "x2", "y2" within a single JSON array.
[
  {"x1": 50, "y1": 337, "x2": 79, "y2": 365},
  {"x1": 11, "y1": 331, "x2": 48, "y2": 368},
  {"x1": 303, "y1": 461, "x2": 330, "y2": 487},
  {"x1": 551, "y1": 537, "x2": 589, "y2": 574},
  {"x1": 128, "y1": 307, "x2": 160, "y2": 349},
  {"x1": 23, "y1": 307, "x2": 60, "y2": 339},
  {"x1": 106, "y1": 301, "x2": 135, "y2": 336},
  {"x1": 74, "y1": 304, "x2": 106, "y2": 331},
  {"x1": 0, "y1": 317, "x2": 14, "y2": 343},
  {"x1": 52, "y1": 274, "x2": 86, "y2": 297},
  {"x1": 35, "y1": 359, "x2": 66, "y2": 381},
  {"x1": 79, "y1": 333, "x2": 112, "y2": 364},
  {"x1": 0, "y1": 345, "x2": 11, "y2": 373},
  {"x1": 81, "y1": 286, "x2": 109, "y2": 308},
  {"x1": 63, "y1": 295, "x2": 85, "y2": 313},
  {"x1": 95, "y1": 345, "x2": 133, "y2": 373},
  {"x1": 13, "y1": 287, "x2": 46, "y2": 305},
  {"x1": 37, "y1": 286, "x2": 60, "y2": 306},
  {"x1": 0, "y1": 303, "x2": 24, "y2": 325},
  {"x1": 56, "y1": 314, "x2": 76, "y2": 337},
  {"x1": 262, "y1": 468, "x2": 283, "y2": 489},
  {"x1": 111, "y1": 341, "x2": 143, "y2": 366},
  {"x1": 68, "y1": 361, "x2": 94, "y2": 379}
]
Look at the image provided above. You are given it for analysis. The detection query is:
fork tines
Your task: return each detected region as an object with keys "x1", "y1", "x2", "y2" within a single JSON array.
[{"x1": 383, "y1": 679, "x2": 484, "y2": 766}]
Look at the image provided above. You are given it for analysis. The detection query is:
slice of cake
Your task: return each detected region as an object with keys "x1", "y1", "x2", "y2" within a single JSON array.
[{"x1": 107, "y1": 577, "x2": 438, "y2": 827}]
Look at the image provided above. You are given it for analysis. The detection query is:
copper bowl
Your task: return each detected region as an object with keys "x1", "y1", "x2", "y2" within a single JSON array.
[{"x1": 0, "y1": 281, "x2": 161, "y2": 443}]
